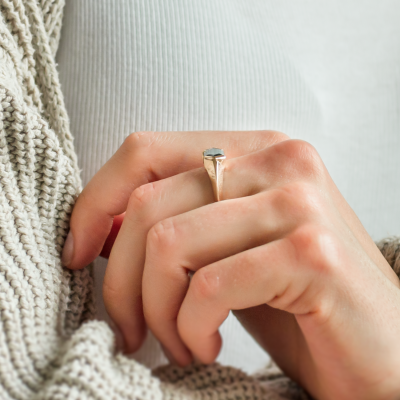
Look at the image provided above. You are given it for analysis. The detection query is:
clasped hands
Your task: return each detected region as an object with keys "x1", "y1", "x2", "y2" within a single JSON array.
[{"x1": 62, "y1": 130, "x2": 400, "y2": 400}]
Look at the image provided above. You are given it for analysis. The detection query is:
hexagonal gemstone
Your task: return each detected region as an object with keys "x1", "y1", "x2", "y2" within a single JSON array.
[{"x1": 204, "y1": 148, "x2": 225, "y2": 157}]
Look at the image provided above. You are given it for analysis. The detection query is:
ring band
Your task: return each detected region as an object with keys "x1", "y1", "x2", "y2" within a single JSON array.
[{"x1": 203, "y1": 148, "x2": 226, "y2": 202}]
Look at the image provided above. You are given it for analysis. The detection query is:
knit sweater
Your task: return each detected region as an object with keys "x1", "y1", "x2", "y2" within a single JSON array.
[{"x1": 0, "y1": 1, "x2": 399, "y2": 399}]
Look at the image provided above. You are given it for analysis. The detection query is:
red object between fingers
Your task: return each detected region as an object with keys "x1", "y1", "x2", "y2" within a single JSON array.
[{"x1": 100, "y1": 213, "x2": 125, "y2": 259}]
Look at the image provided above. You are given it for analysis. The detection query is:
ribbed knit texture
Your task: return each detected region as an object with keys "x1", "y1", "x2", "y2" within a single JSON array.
[{"x1": 1, "y1": 1, "x2": 400, "y2": 399}]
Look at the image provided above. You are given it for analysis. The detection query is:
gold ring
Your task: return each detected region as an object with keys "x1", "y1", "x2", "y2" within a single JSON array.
[{"x1": 203, "y1": 148, "x2": 226, "y2": 202}]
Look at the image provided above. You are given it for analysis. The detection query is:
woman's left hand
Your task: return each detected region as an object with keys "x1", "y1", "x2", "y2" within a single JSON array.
[{"x1": 65, "y1": 131, "x2": 400, "y2": 400}]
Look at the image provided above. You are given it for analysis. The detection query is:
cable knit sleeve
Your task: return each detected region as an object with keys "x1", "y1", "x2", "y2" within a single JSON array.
[{"x1": 2, "y1": 1, "x2": 396, "y2": 399}]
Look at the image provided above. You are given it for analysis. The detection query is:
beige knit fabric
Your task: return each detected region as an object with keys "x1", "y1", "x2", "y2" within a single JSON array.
[{"x1": 0, "y1": 1, "x2": 397, "y2": 399}]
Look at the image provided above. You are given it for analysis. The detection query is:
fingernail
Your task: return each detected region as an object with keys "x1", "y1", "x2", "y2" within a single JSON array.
[{"x1": 62, "y1": 231, "x2": 74, "y2": 267}]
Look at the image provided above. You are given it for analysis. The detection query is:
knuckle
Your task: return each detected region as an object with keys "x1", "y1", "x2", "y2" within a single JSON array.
[
  {"x1": 289, "y1": 224, "x2": 341, "y2": 276},
  {"x1": 127, "y1": 182, "x2": 157, "y2": 218},
  {"x1": 121, "y1": 132, "x2": 157, "y2": 183},
  {"x1": 147, "y1": 218, "x2": 178, "y2": 254},
  {"x1": 122, "y1": 131, "x2": 155, "y2": 154},
  {"x1": 282, "y1": 139, "x2": 318, "y2": 159},
  {"x1": 270, "y1": 185, "x2": 294, "y2": 207},
  {"x1": 280, "y1": 139, "x2": 325, "y2": 179},
  {"x1": 292, "y1": 181, "x2": 322, "y2": 211},
  {"x1": 191, "y1": 269, "x2": 220, "y2": 302},
  {"x1": 273, "y1": 181, "x2": 324, "y2": 220}
]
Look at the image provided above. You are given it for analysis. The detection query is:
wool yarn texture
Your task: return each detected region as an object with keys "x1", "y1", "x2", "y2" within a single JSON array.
[{"x1": 0, "y1": 1, "x2": 398, "y2": 399}]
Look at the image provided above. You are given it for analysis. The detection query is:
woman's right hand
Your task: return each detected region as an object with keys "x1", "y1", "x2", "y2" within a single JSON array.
[{"x1": 62, "y1": 130, "x2": 288, "y2": 353}]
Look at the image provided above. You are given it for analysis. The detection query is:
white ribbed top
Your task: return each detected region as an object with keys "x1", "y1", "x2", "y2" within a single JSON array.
[{"x1": 56, "y1": 0, "x2": 400, "y2": 373}]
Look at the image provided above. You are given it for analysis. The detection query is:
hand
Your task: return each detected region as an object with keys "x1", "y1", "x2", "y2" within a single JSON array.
[
  {"x1": 62, "y1": 130, "x2": 285, "y2": 346},
  {"x1": 64, "y1": 131, "x2": 400, "y2": 400}
]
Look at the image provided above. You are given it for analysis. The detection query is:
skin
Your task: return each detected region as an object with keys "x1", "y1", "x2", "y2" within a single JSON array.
[{"x1": 63, "y1": 130, "x2": 400, "y2": 400}]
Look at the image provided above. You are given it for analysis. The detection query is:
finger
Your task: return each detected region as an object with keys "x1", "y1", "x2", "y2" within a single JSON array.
[
  {"x1": 103, "y1": 168, "x2": 214, "y2": 354},
  {"x1": 63, "y1": 130, "x2": 287, "y2": 270},
  {"x1": 142, "y1": 189, "x2": 298, "y2": 366},
  {"x1": 177, "y1": 234, "x2": 325, "y2": 364}
]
